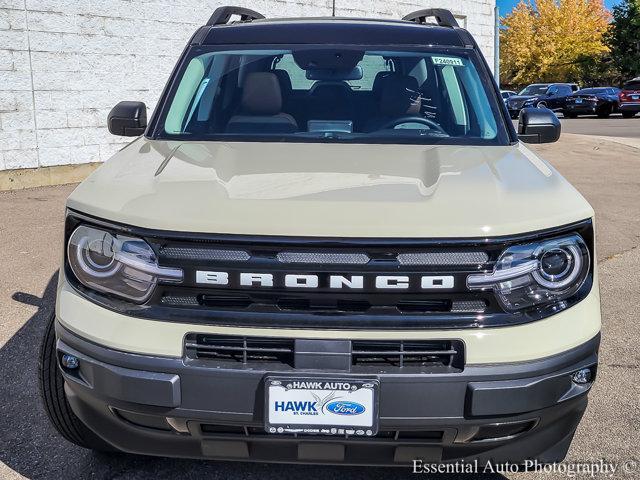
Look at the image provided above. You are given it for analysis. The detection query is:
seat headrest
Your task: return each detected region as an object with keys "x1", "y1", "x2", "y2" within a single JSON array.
[
  {"x1": 308, "y1": 81, "x2": 352, "y2": 98},
  {"x1": 241, "y1": 72, "x2": 283, "y2": 116},
  {"x1": 372, "y1": 71, "x2": 395, "y2": 98},
  {"x1": 379, "y1": 75, "x2": 422, "y2": 117},
  {"x1": 271, "y1": 69, "x2": 292, "y2": 97}
]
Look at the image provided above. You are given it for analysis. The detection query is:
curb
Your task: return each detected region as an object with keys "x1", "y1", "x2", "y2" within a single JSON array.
[{"x1": 0, "y1": 163, "x2": 101, "y2": 192}]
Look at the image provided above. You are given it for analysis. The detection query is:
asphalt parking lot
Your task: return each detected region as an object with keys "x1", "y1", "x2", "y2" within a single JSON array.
[
  {"x1": 513, "y1": 114, "x2": 640, "y2": 139},
  {"x1": 559, "y1": 116, "x2": 640, "y2": 138},
  {"x1": 1, "y1": 131, "x2": 639, "y2": 479}
]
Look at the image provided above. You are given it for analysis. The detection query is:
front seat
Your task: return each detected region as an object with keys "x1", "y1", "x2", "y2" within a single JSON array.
[
  {"x1": 306, "y1": 81, "x2": 354, "y2": 120},
  {"x1": 365, "y1": 75, "x2": 422, "y2": 132},
  {"x1": 226, "y1": 72, "x2": 298, "y2": 134}
]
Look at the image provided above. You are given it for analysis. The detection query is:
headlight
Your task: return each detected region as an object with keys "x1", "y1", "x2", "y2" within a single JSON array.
[
  {"x1": 68, "y1": 225, "x2": 183, "y2": 302},
  {"x1": 467, "y1": 234, "x2": 590, "y2": 312}
]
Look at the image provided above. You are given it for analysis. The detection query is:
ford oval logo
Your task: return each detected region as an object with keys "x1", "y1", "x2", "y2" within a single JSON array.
[{"x1": 326, "y1": 401, "x2": 365, "y2": 416}]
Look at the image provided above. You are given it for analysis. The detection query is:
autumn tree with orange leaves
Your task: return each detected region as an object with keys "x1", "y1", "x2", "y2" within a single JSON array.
[{"x1": 500, "y1": 0, "x2": 611, "y2": 86}]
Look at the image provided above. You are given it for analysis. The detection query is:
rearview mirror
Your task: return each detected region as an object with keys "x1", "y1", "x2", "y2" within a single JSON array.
[
  {"x1": 306, "y1": 66, "x2": 364, "y2": 81},
  {"x1": 517, "y1": 107, "x2": 561, "y2": 144},
  {"x1": 107, "y1": 101, "x2": 147, "y2": 137}
]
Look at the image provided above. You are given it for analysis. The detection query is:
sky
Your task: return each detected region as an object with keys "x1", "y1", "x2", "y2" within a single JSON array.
[{"x1": 496, "y1": 0, "x2": 623, "y2": 14}]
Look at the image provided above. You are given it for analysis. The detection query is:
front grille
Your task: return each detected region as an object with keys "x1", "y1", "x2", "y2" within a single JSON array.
[
  {"x1": 185, "y1": 334, "x2": 295, "y2": 366},
  {"x1": 148, "y1": 236, "x2": 504, "y2": 329},
  {"x1": 185, "y1": 335, "x2": 464, "y2": 372},
  {"x1": 160, "y1": 246, "x2": 250, "y2": 261},
  {"x1": 351, "y1": 340, "x2": 464, "y2": 369},
  {"x1": 200, "y1": 423, "x2": 446, "y2": 442},
  {"x1": 276, "y1": 252, "x2": 370, "y2": 264},
  {"x1": 163, "y1": 293, "x2": 485, "y2": 315},
  {"x1": 397, "y1": 251, "x2": 488, "y2": 265}
]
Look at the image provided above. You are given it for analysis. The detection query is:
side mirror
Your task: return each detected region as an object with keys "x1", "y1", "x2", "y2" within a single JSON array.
[
  {"x1": 107, "y1": 101, "x2": 147, "y2": 136},
  {"x1": 518, "y1": 107, "x2": 561, "y2": 144}
]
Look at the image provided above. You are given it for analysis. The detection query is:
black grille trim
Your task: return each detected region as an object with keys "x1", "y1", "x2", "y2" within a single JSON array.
[
  {"x1": 199, "y1": 423, "x2": 447, "y2": 442},
  {"x1": 163, "y1": 292, "x2": 482, "y2": 315},
  {"x1": 351, "y1": 340, "x2": 464, "y2": 369},
  {"x1": 185, "y1": 334, "x2": 295, "y2": 366},
  {"x1": 185, "y1": 335, "x2": 464, "y2": 372}
]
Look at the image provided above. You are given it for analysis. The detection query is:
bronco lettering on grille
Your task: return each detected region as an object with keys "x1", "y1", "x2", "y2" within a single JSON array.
[{"x1": 195, "y1": 271, "x2": 454, "y2": 290}]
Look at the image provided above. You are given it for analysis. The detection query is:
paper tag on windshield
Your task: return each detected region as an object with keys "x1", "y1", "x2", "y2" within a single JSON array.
[{"x1": 432, "y1": 56, "x2": 464, "y2": 67}]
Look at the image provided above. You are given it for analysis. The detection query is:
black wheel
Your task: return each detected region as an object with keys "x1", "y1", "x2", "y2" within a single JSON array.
[
  {"x1": 622, "y1": 112, "x2": 636, "y2": 118},
  {"x1": 596, "y1": 105, "x2": 612, "y2": 118},
  {"x1": 563, "y1": 111, "x2": 577, "y2": 118},
  {"x1": 38, "y1": 313, "x2": 115, "y2": 452}
]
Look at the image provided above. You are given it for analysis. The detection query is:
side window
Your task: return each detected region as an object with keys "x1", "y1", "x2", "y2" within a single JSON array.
[
  {"x1": 348, "y1": 56, "x2": 389, "y2": 90},
  {"x1": 275, "y1": 54, "x2": 314, "y2": 90},
  {"x1": 440, "y1": 65, "x2": 468, "y2": 127},
  {"x1": 547, "y1": 86, "x2": 558, "y2": 96}
]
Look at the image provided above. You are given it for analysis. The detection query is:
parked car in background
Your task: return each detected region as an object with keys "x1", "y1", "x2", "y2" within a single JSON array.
[
  {"x1": 500, "y1": 90, "x2": 517, "y2": 104},
  {"x1": 506, "y1": 83, "x2": 579, "y2": 118},
  {"x1": 619, "y1": 78, "x2": 640, "y2": 118},
  {"x1": 563, "y1": 87, "x2": 621, "y2": 118}
]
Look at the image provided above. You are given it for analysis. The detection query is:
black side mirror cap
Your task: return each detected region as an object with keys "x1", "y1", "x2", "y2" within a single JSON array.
[
  {"x1": 517, "y1": 107, "x2": 561, "y2": 144},
  {"x1": 107, "y1": 101, "x2": 147, "y2": 137}
]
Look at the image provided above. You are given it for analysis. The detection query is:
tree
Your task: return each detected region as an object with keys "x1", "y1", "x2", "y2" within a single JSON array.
[
  {"x1": 500, "y1": 0, "x2": 611, "y2": 86},
  {"x1": 607, "y1": 0, "x2": 640, "y2": 80}
]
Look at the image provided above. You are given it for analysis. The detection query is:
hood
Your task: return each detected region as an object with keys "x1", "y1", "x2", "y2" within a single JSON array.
[
  {"x1": 67, "y1": 139, "x2": 593, "y2": 238},
  {"x1": 509, "y1": 95, "x2": 536, "y2": 101}
]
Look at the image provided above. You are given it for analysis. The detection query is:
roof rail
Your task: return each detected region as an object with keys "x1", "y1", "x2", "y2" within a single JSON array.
[
  {"x1": 403, "y1": 9, "x2": 459, "y2": 28},
  {"x1": 207, "y1": 6, "x2": 265, "y2": 26}
]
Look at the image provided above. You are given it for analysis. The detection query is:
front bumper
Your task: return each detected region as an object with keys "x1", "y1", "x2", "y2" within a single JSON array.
[
  {"x1": 56, "y1": 323, "x2": 599, "y2": 466},
  {"x1": 565, "y1": 103, "x2": 599, "y2": 113}
]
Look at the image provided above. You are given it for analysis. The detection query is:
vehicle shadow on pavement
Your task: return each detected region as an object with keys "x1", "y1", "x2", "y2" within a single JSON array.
[{"x1": 0, "y1": 272, "x2": 507, "y2": 480}]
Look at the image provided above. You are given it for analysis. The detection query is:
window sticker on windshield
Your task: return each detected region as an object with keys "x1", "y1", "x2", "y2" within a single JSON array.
[{"x1": 432, "y1": 56, "x2": 464, "y2": 67}]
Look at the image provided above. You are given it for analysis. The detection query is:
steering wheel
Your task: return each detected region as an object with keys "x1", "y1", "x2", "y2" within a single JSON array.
[{"x1": 380, "y1": 116, "x2": 447, "y2": 135}]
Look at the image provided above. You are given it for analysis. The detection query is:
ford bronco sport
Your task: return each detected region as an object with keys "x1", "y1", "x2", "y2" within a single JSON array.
[{"x1": 39, "y1": 6, "x2": 600, "y2": 467}]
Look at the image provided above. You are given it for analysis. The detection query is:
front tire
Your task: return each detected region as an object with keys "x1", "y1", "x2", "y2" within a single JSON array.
[
  {"x1": 596, "y1": 105, "x2": 612, "y2": 118},
  {"x1": 38, "y1": 313, "x2": 115, "y2": 452}
]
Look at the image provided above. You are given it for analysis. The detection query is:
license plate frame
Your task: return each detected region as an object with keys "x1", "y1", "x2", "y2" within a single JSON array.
[{"x1": 264, "y1": 377, "x2": 379, "y2": 436}]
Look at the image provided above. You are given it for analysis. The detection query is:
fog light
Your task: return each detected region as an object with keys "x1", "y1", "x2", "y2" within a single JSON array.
[
  {"x1": 571, "y1": 368, "x2": 592, "y2": 385},
  {"x1": 61, "y1": 354, "x2": 79, "y2": 369}
]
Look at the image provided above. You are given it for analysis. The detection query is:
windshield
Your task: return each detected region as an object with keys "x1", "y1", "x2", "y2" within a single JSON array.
[
  {"x1": 519, "y1": 85, "x2": 550, "y2": 96},
  {"x1": 155, "y1": 46, "x2": 508, "y2": 145}
]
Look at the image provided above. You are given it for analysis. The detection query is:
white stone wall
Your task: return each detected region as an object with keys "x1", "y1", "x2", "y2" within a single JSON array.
[{"x1": 0, "y1": 0, "x2": 495, "y2": 171}]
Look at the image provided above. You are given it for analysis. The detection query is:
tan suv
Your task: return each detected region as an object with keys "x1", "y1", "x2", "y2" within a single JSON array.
[{"x1": 39, "y1": 6, "x2": 600, "y2": 467}]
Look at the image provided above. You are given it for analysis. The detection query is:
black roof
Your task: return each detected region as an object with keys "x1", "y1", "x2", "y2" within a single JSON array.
[{"x1": 192, "y1": 17, "x2": 469, "y2": 48}]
